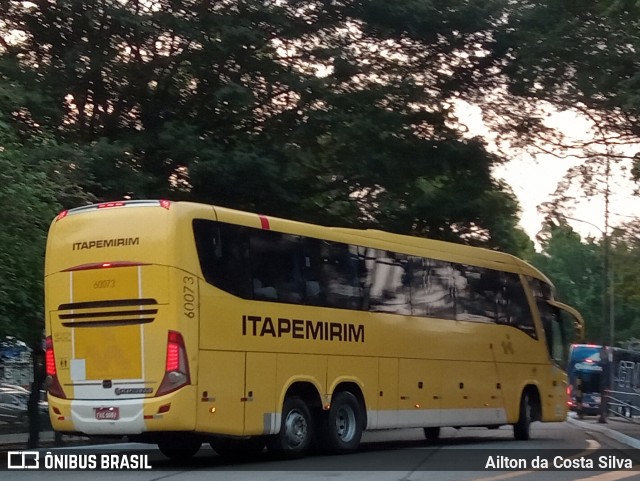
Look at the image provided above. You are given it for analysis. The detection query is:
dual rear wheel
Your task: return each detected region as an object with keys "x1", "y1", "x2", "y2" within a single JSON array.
[{"x1": 268, "y1": 391, "x2": 364, "y2": 457}]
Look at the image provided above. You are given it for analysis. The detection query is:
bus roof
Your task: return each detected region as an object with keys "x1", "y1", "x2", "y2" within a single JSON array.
[{"x1": 52, "y1": 199, "x2": 553, "y2": 285}]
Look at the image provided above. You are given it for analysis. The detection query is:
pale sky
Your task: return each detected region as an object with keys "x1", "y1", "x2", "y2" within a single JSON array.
[{"x1": 454, "y1": 100, "x2": 640, "y2": 244}]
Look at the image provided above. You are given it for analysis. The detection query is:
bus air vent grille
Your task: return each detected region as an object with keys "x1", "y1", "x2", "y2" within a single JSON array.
[{"x1": 57, "y1": 298, "x2": 158, "y2": 328}]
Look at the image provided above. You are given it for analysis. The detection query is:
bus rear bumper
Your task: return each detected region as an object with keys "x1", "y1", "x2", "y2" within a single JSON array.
[{"x1": 48, "y1": 387, "x2": 196, "y2": 436}]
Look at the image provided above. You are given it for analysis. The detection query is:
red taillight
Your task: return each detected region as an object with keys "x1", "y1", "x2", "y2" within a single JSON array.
[
  {"x1": 45, "y1": 336, "x2": 56, "y2": 376},
  {"x1": 157, "y1": 331, "x2": 190, "y2": 396},
  {"x1": 44, "y1": 336, "x2": 66, "y2": 399},
  {"x1": 166, "y1": 332, "x2": 181, "y2": 372},
  {"x1": 55, "y1": 210, "x2": 68, "y2": 222},
  {"x1": 97, "y1": 201, "x2": 126, "y2": 209},
  {"x1": 159, "y1": 199, "x2": 171, "y2": 209}
]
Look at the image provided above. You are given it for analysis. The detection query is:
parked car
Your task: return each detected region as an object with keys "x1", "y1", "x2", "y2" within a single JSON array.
[
  {"x1": 0, "y1": 383, "x2": 30, "y2": 394},
  {"x1": 0, "y1": 389, "x2": 29, "y2": 424},
  {"x1": 0, "y1": 388, "x2": 49, "y2": 425}
]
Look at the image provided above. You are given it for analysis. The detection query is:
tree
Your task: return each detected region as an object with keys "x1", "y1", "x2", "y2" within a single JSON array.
[
  {"x1": 0, "y1": 0, "x2": 529, "y2": 254},
  {"x1": 532, "y1": 223, "x2": 605, "y2": 343},
  {"x1": 608, "y1": 224, "x2": 640, "y2": 342},
  {"x1": 0, "y1": 120, "x2": 58, "y2": 343},
  {"x1": 532, "y1": 220, "x2": 640, "y2": 345}
]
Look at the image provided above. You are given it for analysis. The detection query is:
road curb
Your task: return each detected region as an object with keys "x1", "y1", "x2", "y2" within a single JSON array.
[{"x1": 566, "y1": 416, "x2": 640, "y2": 449}]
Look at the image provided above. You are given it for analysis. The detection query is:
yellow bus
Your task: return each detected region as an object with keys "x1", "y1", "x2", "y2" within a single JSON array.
[{"x1": 44, "y1": 200, "x2": 584, "y2": 459}]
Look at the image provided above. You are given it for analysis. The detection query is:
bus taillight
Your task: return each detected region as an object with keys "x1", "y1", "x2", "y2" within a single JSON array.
[
  {"x1": 157, "y1": 331, "x2": 190, "y2": 396},
  {"x1": 97, "y1": 201, "x2": 126, "y2": 209},
  {"x1": 44, "y1": 336, "x2": 66, "y2": 399}
]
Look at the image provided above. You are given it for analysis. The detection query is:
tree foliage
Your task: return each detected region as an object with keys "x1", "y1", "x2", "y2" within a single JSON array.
[
  {"x1": 0, "y1": 0, "x2": 524, "y2": 247},
  {"x1": 533, "y1": 221, "x2": 640, "y2": 345},
  {"x1": 532, "y1": 224, "x2": 605, "y2": 343},
  {"x1": 0, "y1": 120, "x2": 59, "y2": 342},
  {"x1": 4, "y1": 0, "x2": 640, "y2": 343}
]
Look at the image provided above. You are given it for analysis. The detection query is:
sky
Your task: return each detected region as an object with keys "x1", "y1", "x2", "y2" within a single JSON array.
[{"x1": 455, "y1": 101, "x2": 640, "y2": 244}]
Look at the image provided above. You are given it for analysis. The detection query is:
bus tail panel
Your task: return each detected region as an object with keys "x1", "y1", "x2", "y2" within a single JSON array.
[{"x1": 47, "y1": 264, "x2": 169, "y2": 401}]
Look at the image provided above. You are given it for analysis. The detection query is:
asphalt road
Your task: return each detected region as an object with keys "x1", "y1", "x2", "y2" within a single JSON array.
[{"x1": 3, "y1": 421, "x2": 640, "y2": 481}]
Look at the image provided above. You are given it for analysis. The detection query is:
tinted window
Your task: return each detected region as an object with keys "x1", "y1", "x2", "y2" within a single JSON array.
[
  {"x1": 496, "y1": 272, "x2": 536, "y2": 338},
  {"x1": 528, "y1": 277, "x2": 554, "y2": 300},
  {"x1": 538, "y1": 300, "x2": 569, "y2": 366},
  {"x1": 304, "y1": 239, "x2": 363, "y2": 310},
  {"x1": 250, "y1": 230, "x2": 304, "y2": 303},
  {"x1": 409, "y1": 257, "x2": 455, "y2": 319},
  {"x1": 193, "y1": 219, "x2": 252, "y2": 298},
  {"x1": 455, "y1": 265, "x2": 498, "y2": 322},
  {"x1": 192, "y1": 219, "x2": 537, "y2": 337},
  {"x1": 368, "y1": 251, "x2": 411, "y2": 314}
]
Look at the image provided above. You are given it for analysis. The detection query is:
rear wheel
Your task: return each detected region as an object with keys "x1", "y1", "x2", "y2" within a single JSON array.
[
  {"x1": 319, "y1": 391, "x2": 364, "y2": 453},
  {"x1": 513, "y1": 393, "x2": 533, "y2": 441},
  {"x1": 267, "y1": 396, "x2": 313, "y2": 458},
  {"x1": 157, "y1": 436, "x2": 202, "y2": 461}
]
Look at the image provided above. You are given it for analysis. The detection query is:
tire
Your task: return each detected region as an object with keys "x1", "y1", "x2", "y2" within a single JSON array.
[
  {"x1": 513, "y1": 393, "x2": 532, "y2": 441},
  {"x1": 157, "y1": 436, "x2": 202, "y2": 461},
  {"x1": 423, "y1": 426, "x2": 441, "y2": 443},
  {"x1": 319, "y1": 391, "x2": 364, "y2": 453},
  {"x1": 267, "y1": 396, "x2": 313, "y2": 458},
  {"x1": 210, "y1": 436, "x2": 266, "y2": 459}
]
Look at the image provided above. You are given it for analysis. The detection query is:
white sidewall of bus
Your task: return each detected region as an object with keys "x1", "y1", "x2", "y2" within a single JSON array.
[{"x1": 368, "y1": 407, "x2": 507, "y2": 430}]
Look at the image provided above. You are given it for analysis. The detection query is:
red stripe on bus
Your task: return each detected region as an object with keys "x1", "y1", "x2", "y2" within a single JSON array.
[
  {"x1": 259, "y1": 215, "x2": 270, "y2": 230},
  {"x1": 62, "y1": 261, "x2": 149, "y2": 272}
]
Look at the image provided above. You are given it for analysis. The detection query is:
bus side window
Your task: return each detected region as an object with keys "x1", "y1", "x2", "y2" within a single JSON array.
[
  {"x1": 537, "y1": 301, "x2": 568, "y2": 366},
  {"x1": 301, "y1": 238, "x2": 326, "y2": 306},
  {"x1": 409, "y1": 257, "x2": 455, "y2": 319},
  {"x1": 455, "y1": 265, "x2": 497, "y2": 322},
  {"x1": 317, "y1": 240, "x2": 363, "y2": 310},
  {"x1": 368, "y1": 250, "x2": 411, "y2": 314},
  {"x1": 192, "y1": 220, "x2": 252, "y2": 298},
  {"x1": 497, "y1": 273, "x2": 537, "y2": 338},
  {"x1": 250, "y1": 230, "x2": 304, "y2": 304}
]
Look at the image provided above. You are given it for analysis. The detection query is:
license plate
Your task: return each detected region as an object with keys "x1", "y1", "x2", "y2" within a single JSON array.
[{"x1": 95, "y1": 407, "x2": 119, "y2": 420}]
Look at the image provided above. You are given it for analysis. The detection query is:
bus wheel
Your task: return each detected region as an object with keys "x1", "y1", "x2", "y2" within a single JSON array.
[
  {"x1": 423, "y1": 427, "x2": 441, "y2": 443},
  {"x1": 319, "y1": 391, "x2": 364, "y2": 453},
  {"x1": 513, "y1": 393, "x2": 532, "y2": 441},
  {"x1": 157, "y1": 436, "x2": 202, "y2": 461},
  {"x1": 268, "y1": 396, "x2": 313, "y2": 457}
]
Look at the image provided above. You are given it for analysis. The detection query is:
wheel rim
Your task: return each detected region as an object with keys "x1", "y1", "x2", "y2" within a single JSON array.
[
  {"x1": 335, "y1": 405, "x2": 357, "y2": 441},
  {"x1": 283, "y1": 409, "x2": 308, "y2": 449}
]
